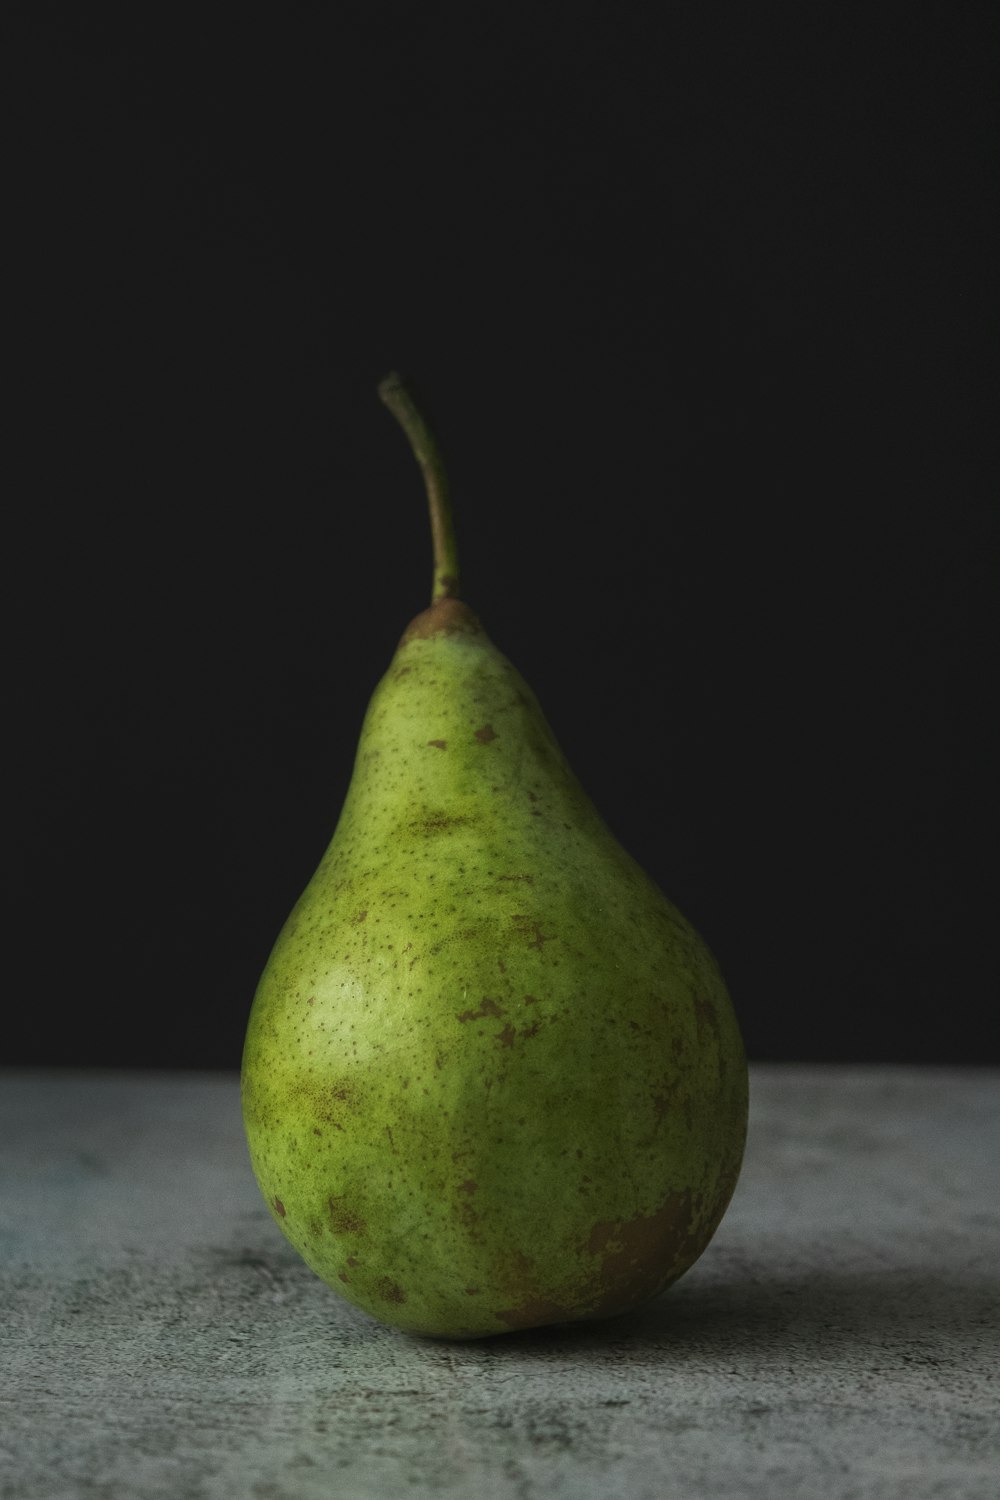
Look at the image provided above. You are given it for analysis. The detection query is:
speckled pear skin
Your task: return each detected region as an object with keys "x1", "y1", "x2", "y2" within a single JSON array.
[{"x1": 241, "y1": 598, "x2": 747, "y2": 1339}]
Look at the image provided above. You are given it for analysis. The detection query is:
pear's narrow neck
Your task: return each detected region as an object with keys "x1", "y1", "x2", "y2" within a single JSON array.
[{"x1": 400, "y1": 598, "x2": 482, "y2": 646}]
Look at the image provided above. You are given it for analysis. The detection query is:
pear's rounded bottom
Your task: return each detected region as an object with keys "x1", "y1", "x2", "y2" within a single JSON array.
[{"x1": 292, "y1": 1181, "x2": 740, "y2": 1341}]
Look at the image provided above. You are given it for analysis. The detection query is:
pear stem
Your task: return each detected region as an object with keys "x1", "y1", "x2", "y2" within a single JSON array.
[{"x1": 378, "y1": 372, "x2": 460, "y2": 603}]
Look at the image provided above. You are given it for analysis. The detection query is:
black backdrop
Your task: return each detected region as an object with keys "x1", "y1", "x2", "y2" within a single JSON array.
[{"x1": 9, "y1": 7, "x2": 996, "y2": 1067}]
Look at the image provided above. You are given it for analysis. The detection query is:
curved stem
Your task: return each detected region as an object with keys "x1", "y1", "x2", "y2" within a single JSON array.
[{"x1": 378, "y1": 372, "x2": 459, "y2": 603}]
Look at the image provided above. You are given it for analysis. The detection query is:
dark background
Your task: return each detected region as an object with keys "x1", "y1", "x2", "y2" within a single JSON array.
[{"x1": 9, "y1": 6, "x2": 996, "y2": 1068}]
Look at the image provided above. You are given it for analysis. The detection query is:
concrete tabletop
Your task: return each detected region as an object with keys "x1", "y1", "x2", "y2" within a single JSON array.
[{"x1": 2, "y1": 1066, "x2": 997, "y2": 1498}]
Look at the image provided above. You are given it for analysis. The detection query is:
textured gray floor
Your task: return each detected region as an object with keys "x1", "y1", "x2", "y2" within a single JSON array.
[{"x1": 1, "y1": 1066, "x2": 997, "y2": 1499}]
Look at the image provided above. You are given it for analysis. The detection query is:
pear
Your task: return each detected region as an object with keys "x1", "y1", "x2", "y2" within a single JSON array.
[{"x1": 241, "y1": 374, "x2": 747, "y2": 1339}]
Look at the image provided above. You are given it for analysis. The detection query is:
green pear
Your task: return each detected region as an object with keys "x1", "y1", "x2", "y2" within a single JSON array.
[{"x1": 241, "y1": 374, "x2": 747, "y2": 1339}]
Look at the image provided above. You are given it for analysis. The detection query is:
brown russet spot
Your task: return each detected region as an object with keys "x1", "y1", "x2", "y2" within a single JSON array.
[
  {"x1": 511, "y1": 915, "x2": 553, "y2": 950},
  {"x1": 427, "y1": 739, "x2": 447, "y2": 749},
  {"x1": 351, "y1": 910, "x2": 368, "y2": 925},
  {"x1": 400, "y1": 599, "x2": 482, "y2": 643},
  {"x1": 585, "y1": 1192, "x2": 697, "y2": 1317},
  {"x1": 497, "y1": 1023, "x2": 517, "y2": 1048},
  {"x1": 273, "y1": 1197, "x2": 286, "y2": 1218},
  {"x1": 464, "y1": 1286, "x2": 481, "y2": 1296},
  {"x1": 328, "y1": 1196, "x2": 367, "y2": 1234},
  {"x1": 376, "y1": 1277, "x2": 407, "y2": 1304},
  {"x1": 652, "y1": 1091, "x2": 671, "y2": 1123},
  {"x1": 412, "y1": 812, "x2": 469, "y2": 834},
  {"x1": 693, "y1": 994, "x2": 718, "y2": 1032},
  {"x1": 456, "y1": 1197, "x2": 480, "y2": 1230},
  {"x1": 474, "y1": 724, "x2": 497, "y2": 744},
  {"x1": 457, "y1": 1179, "x2": 479, "y2": 1195},
  {"x1": 694, "y1": 997, "x2": 726, "y2": 1077},
  {"x1": 503, "y1": 1248, "x2": 535, "y2": 1280},
  {"x1": 457, "y1": 996, "x2": 505, "y2": 1022},
  {"x1": 306, "y1": 996, "x2": 316, "y2": 1006},
  {"x1": 498, "y1": 874, "x2": 534, "y2": 883},
  {"x1": 523, "y1": 994, "x2": 540, "y2": 1006}
]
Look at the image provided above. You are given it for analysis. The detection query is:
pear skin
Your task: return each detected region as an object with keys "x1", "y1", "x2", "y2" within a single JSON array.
[{"x1": 241, "y1": 379, "x2": 747, "y2": 1339}]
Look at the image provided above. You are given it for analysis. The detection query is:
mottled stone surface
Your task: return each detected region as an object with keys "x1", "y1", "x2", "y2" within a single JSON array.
[{"x1": 2, "y1": 1066, "x2": 997, "y2": 1498}]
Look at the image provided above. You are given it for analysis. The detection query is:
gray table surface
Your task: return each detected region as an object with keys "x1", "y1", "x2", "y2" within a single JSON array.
[{"x1": 1, "y1": 1066, "x2": 997, "y2": 1499}]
